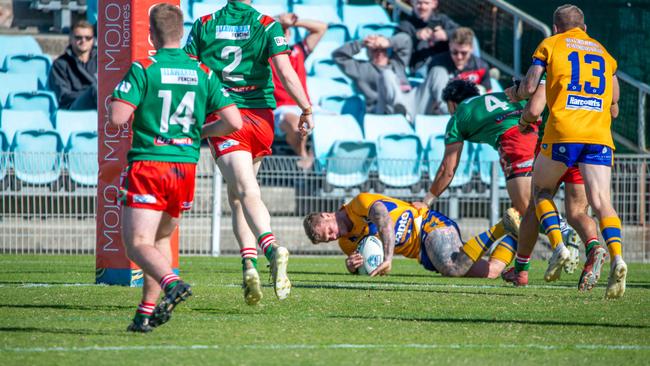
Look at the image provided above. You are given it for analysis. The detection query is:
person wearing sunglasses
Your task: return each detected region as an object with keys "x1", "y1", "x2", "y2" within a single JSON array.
[{"x1": 48, "y1": 20, "x2": 98, "y2": 110}]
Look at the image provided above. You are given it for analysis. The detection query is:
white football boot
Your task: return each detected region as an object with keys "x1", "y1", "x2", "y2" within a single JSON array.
[
  {"x1": 243, "y1": 267, "x2": 263, "y2": 305},
  {"x1": 544, "y1": 244, "x2": 571, "y2": 282},
  {"x1": 563, "y1": 228, "x2": 581, "y2": 274},
  {"x1": 605, "y1": 257, "x2": 627, "y2": 299},
  {"x1": 270, "y1": 246, "x2": 291, "y2": 300}
]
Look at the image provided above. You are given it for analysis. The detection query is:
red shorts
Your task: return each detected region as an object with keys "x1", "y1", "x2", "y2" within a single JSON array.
[
  {"x1": 119, "y1": 161, "x2": 196, "y2": 218},
  {"x1": 498, "y1": 125, "x2": 538, "y2": 180},
  {"x1": 207, "y1": 108, "x2": 274, "y2": 160},
  {"x1": 534, "y1": 143, "x2": 584, "y2": 184}
]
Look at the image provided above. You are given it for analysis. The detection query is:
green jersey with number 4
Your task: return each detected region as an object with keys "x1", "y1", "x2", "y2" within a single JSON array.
[
  {"x1": 445, "y1": 92, "x2": 527, "y2": 149},
  {"x1": 112, "y1": 48, "x2": 233, "y2": 164},
  {"x1": 184, "y1": 1, "x2": 290, "y2": 109}
]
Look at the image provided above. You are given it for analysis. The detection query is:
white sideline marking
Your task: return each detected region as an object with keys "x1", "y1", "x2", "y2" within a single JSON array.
[
  {"x1": 1, "y1": 343, "x2": 649, "y2": 353},
  {"x1": 0, "y1": 283, "x2": 98, "y2": 288}
]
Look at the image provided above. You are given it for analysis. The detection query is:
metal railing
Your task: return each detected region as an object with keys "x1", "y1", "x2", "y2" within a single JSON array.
[{"x1": 1, "y1": 150, "x2": 648, "y2": 262}]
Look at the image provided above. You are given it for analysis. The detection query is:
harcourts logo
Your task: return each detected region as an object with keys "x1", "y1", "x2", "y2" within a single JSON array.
[
  {"x1": 394, "y1": 211, "x2": 413, "y2": 245},
  {"x1": 566, "y1": 94, "x2": 603, "y2": 112}
]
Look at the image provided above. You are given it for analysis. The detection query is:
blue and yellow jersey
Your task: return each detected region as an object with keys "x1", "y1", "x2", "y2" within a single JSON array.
[
  {"x1": 338, "y1": 193, "x2": 454, "y2": 260},
  {"x1": 532, "y1": 27, "x2": 617, "y2": 148}
]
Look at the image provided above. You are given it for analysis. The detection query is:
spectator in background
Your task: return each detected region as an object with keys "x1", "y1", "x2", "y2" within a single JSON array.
[
  {"x1": 271, "y1": 13, "x2": 327, "y2": 170},
  {"x1": 48, "y1": 20, "x2": 97, "y2": 110},
  {"x1": 398, "y1": 0, "x2": 458, "y2": 76},
  {"x1": 426, "y1": 27, "x2": 491, "y2": 114},
  {"x1": 333, "y1": 33, "x2": 411, "y2": 113}
]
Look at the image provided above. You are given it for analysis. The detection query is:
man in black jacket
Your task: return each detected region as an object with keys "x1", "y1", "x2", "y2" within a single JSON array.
[
  {"x1": 397, "y1": 0, "x2": 458, "y2": 76},
  {"x1": 48, "y1": 20, "x2": 97, "y2": 110}
]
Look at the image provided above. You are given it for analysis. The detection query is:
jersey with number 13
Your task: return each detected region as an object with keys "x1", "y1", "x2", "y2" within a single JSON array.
[
  {"x1": 532, "y1": 27, "x2": 617, "y2": 148},
  {"x1": 184, "y1": 1, "x2": 290, "y2": 109}
]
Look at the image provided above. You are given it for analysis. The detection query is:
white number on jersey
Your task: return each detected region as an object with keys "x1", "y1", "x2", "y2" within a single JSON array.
[
  {"x1": 158, "y1": 90, "x2": 196, "y2": 133},
  {"x1": 484, "y1": 95, "x2": 510, "y2": 112},
  {"x1": 221, "y1": 46, "x2": 243, "y2": 82}
]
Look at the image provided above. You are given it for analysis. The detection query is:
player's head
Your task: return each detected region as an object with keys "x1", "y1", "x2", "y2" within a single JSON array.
[
  {"x1": 69, "y1": 20, "x2": 94, "y2": 56},
  {"x1": 412, "y1": 0, "x2": 438, "y2": 21},
  {"x1": 303, "y1": 212, "x2": 340, "y2": 244},
  {"x1": 442, "y1": 79, "x2": 480, "y2": 114},
  {"x1": 552, "y1": 4, "x2": 586, "y2": 34},
  {"x1": 149, "y1": 3, "x2": 184, "y2": 49},
  {"x1": 449, "y1": 27, "x2": 474, "y2": 70}
]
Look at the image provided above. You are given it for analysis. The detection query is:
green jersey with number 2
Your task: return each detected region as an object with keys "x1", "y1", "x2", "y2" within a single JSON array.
[
  {"x1": 112, "y1": 48, "x2": 234, "y2": 164},
  {"x1": 184, "y1": 1, "x2": 290, "y2": 109}
]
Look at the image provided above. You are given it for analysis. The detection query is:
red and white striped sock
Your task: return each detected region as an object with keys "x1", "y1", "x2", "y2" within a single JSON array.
[
  {"x1": 257, "y1": 232, "x2": 276, "y2": 260},
  {"x1": 135, "y1": 301, "x2": 155, "y2": 320},
  {"x1": 240, "y1": 247, "x2": 258, "y2": 270},
  {"x1": 159, "y1": 273, "x2": 180, "y2": 292}
]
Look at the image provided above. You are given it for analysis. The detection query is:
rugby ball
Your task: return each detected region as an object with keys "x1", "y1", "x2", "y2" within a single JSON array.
[{"x1": 357, "y1": 235, "x2": 385, "y2": 275}]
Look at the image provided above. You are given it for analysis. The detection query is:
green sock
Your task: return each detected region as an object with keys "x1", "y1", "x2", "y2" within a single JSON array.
[{"x1": 242, "y1": 257, "x2": 258, "y2": 271}]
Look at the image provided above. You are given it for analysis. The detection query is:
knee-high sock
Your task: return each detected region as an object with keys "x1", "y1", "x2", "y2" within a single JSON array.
[
  {"x1": 600, "y1": 216, "x2": 623, "y2": 258},
  {"x1": 462, "y1": 222, "x2": 506, "y2": 262},
  {"x1": 490, "y1": 234, "x2": 518, "y2": 265},
  {"x1": 535, "y1": 199, "x2": 564, "y2": 250}
]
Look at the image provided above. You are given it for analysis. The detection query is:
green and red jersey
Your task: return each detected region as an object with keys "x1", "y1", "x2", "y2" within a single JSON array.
[
  {"x1": 184, "y1": 1, "x2": 290, "y2": 109},
  {"x1": 112, "y1": 48, "x2": 234, "y2": 164},
  {"x1": 444, "y1": 92, "x2": 527, "y2": 149}
]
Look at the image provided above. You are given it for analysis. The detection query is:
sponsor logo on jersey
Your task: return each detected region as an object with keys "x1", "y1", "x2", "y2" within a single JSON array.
[
  {"x1": 154, "y1": 136, "x2": 193, "y2": 146},
  {"x1": 495, "y1": 109, "x2": 523, "y2": 123},
  {"x1": 566, "y1": 94, "x2": 603, "y2": 112},
  {"x1": 115, "y1": 81, "x2": 131, "y2": 93},
  {"x1": 394, "y1": 211, "x2": 414, "y2": 245},
  {"x1": 181, "y1": 201, "x2": 193, "y2": 210},
  {"x1": 221, "y1": 87, "x2": 230, "y2": 97},
  {"x1": 218, "y1": 139, "x2": 239, "y2": 151},
  {"x1": 215, "y1": 25, "x2": 250, "y2": 40},
  {"x1": 515, "y1": 158, "x2": 534, "y2": 169},
  {"x1": 133, "y1": 194, "x2": 157, "y2": 204},
  {"x1": 226, "y1": 85, "x2": 258, "y2": 93},
  {"x1": 161, "y1": 68, "x2": 199, "y2": 85},
  {"x1": 565, "y1": 38, "x2": 604, "y2": 54},
  {"x1": 274, "y1": 36, "x2": 288, "y2": 46}
]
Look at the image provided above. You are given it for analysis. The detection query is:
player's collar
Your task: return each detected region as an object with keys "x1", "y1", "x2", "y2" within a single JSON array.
[{"x1": 227, "y1": 1, "x2": 253, "y2": 11}]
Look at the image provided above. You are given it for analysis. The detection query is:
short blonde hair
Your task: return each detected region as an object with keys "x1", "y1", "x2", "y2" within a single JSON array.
[
  {"x1": 149, "y1": 3, "x2": 184, "y2": 44},
  {"x1": 450, "y1": 27, "x2": 475, "y2": 46},
  {"x1": 553, "y1": 4, "x2": 585, "y2": 32}
]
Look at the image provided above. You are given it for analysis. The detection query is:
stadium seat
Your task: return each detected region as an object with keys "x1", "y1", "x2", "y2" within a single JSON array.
[
  {"x1": 319, "y1": 95, "x2": 365, "y2": 125},
  {"x1": 490, "y1": 78, "x2": 504, "y2": 93},
  {"x1": 362, "y1": 114, "x2": 413, "y2": 142},
  {"x1": 0, "y1": 109, "x2": 54, "y2": 145},
  {"x1": 319, "y1": 24, "x2": 350, "y2": 44},
  {"x1": 191, "y1": 1, "x2": 227, "y2": 19},
  {"x1": 311, "y1": 113, "x2": 362, "y2": 169},
  {"x1": 251, "y1": 4, "x2": 287, "y2": 16},
  {"x1": 310, "y1": 59, "x2": 350, "y2": 84},
  {"x1": 306, "y1": 77, "x2": 354, "y2": 107},
  {"x1": 342, "y1": 4, "x2": 391, "y2": 38},
  {"x1": 0, "y1": 73, "x2": 39, "y2": 104},
  {"x1": 3, "y1": 54, "x2": 52, "y2": 87},
  {"x1": 355, "y1": 23, "x2": 398, "y2": 40},
  {"x1": 66, "y1": 131, "x2": 98, "y2": 186},
  {"x1": 11, "y1": 129, "x2": 63, "y2": 186},
  {"x1": 376, "y1": 133, "x2": 422, "y2": 189},
  {"x1": 5, "y1": 91, "x2": 58, "y2": 116},
  {"x1": 475, "y1": 143, "x2": 506, "y2": 188},
  {"x1": 0, "y1": 130, "x2": 8, "y2": 185},
  {"x1": 304, "y1": 41, "x2": 340, "y2": 71},
  {"x1": 55, "y1": 110, "x2": 98, "y2": 145},
  {"x1": 325, "y1": 140, "x2": 376, "y2": 190},
  {"x1": 293, "y1": 4, "x2": 341, "y2": 24},
  {"x1": 426, "y1": 135, "x2": 473, "y2": 188},
  {"x1": 0, "y1": 35, "x2": 42, "y2": 67},
  {"x1": 414, "y1": 114, "x2": 451, "y2": 148}
]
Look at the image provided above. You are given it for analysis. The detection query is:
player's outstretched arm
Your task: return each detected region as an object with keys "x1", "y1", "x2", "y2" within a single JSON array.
[
  {"x1": 271, "y1": 53, "x2": 313, "y2": 135},
  {"x1": 505, "y1": 64, "x2": 544, "y2": 102},
  {"x1": 201, "y1": 105, "x2": 243, "y2": 139},
  {"x1": 108, "y1": 100, "x2": 135, "y2": 128},
  {"x1": 367, "y1": 202, "x2": 395, "y2": 277},
  {"x1": 427, "y1": 142, "x2": 463, "y2": 203},
  {"x1": 611, "y1": 75, "x2": 620, "y2": 119},
  {"x1": 518, "y1": 80, "x2": 546, "y2": 133}
]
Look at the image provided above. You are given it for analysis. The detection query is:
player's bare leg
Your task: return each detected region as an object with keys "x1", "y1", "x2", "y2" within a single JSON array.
[
  {"x1": 217, "y1": 151, "x2": 291, "y2": 300},
  {"x1": 580, "y1": 163, "x2": 627, "y2": 298},
  {"x1": 425, "y1": 226, "x2": 474, "y2": 277},
  {"x1": 280, "y1": 112, "x2": 312, "y2": 170},
  {"x1": 503, "y1": 194, "x2": 539, "y2": 286},
  {"x1": 506, "y1": 176, "x2": 532, "y2": 214}
]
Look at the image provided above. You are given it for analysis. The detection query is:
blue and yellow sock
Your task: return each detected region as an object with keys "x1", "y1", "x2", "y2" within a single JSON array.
[
  {"x1": 600, "y1": 216, "x2": 623, "y2": 259},
  {"x1": 462, "y1": 222, "x2": 506, "y2": 262},
  {"x1": 535, "y1": 199, "x2": 564, "y2": 250},
  {"x1": 490, "y1": 234, "x2": 518, "y2": 265}
]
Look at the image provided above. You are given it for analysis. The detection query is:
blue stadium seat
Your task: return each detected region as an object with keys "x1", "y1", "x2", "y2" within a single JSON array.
[
  {"x1": 310, "y1": 58, "x2": 350, "y2": 84},
  {"x1": 191, "y1": 1, "x2": 227, "y2": 19},
  {"x1": 5, "y1": 91, "x2": 58, "y2": 116},
  {"x1": 306, "y1": 76, "x2": 354, "y2": 106},
  {"x1": 11, "y1": 129, "x2": 63, "y2": 186},
  {"x1": 55, "y1": 110, "x2": 98, "y2": 146},
  {"x1": 3, "y1": 54, "x2": 52, "y2": 87},
  {"x1": 299, "y1": 0, "x2": 341, "y2": 5},
  {"x1": 362, "y1": 113, "x2": 413, "y2": 142},
  {"x1": 426, "y1": 135, "x2": 474, "y2": 188},
  {"x1": 0, "y1": 73, "x2": 39, "y2": 104},
  {"x1": 319, "y1": 24, "x2": 350, "y2": 44},
  {"x1": 325, "y1": 140, "x2": 376, "y2": 189},
  {"x1": 376, "y1": 133, "x2": 422, "y2": 189},
  {"x1": 475, "y1": 143, "x2": 506, "y2": 188},
  {"x1": 342, "y1": 4, "x2": 390, "y2": 38},
  {"x1": 355, "y1": 23, "x2": 398, "y2": 40},
  {"x1": 0, "y1": 35, "x2": 42, "y2": 67},
  {"x1": 304, "y1": 41, "x2": 340, "y2": 71},
  {"x1": 252, "y1": 4, "x2": 287, "y2": 16},
  {"x1": 319, "y1": 95, "x2": 365, "y2": 125},
  {"x1": 490, "y1": 78, "x2": 504, "y2": 93},
  {"x1": 0, "y1": 130, "x2": 8, "y2": 185},
  {"x1": 311, "y1": 113, "x2": 362, "y2": 169},
  {"x1": 66, "y1": 131, "x2": 98, "y2": 186},
  {"x1": 293, "y1": 4, "x2": 341, "y2": 24},
  {"x1": 414, "y1": 114, "x2": 450, "y2": 148},
  {"x1": 0, "y1": 109, "x2": 54, "y2": 145}
]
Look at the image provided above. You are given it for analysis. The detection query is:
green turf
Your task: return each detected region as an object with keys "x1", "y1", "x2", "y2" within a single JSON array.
[{"x1": 0, "y1": 255, "x2": 649, "y2": 365}]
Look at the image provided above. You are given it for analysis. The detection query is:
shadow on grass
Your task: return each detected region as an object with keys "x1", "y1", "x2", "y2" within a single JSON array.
[
  {"x1": 0, "y1": 326, "x2": 115, "y2": 336},
  {"x1": 293, "y1": 282, "x2": 526, "y2": 297},
  {"x1": 0, "y1": 303, "x2": 132, "y2": 311},
  {"x1": 328, "y1": 314, "x2": 650, "y2": 329}
]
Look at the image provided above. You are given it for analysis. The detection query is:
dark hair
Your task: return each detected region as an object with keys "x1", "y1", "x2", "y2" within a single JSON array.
[
  {"x1": 442, "y1": 79, "x2": 480, "y2": 104},
  {"x1": 149, "y1": 3, "x2": 184, "y2": 44}
]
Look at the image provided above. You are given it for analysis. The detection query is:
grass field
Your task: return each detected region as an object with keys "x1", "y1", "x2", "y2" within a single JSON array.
[{"x1": 0, "y1": 255, "x2": 649, "y2": 365}]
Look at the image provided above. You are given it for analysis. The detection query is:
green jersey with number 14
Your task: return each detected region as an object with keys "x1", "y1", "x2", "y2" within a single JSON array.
[
  {"x1": 112, "y1": 48, "x2": 234, "y2": 164},
  {"x1": 445, "y1": 92, "x2": 527, "y2": 150},
  {"x1": 184, "y1": 1, "x2": 290, "y2": 109}
]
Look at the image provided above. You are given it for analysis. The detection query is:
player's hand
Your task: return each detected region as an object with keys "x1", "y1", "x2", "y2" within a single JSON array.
[
  {"x1": 369, "y1": 258, "x2": 392, "y2": 277},
  {"x1": 504, "y1": 85, "x2": 520, "y2": 103},
  {"x1": 278, "y1": 13, "x2": 297, "y2": 27},
  {"x1": 299, "y1": 108, "x2": 313, "y2": 137},
  {"x1": 518, "y1": 121, "x2": 535, "y2": 135},
  {"x1": 346, "y1": 252, "x2": 364, "y2": 274},
  {"x1": 374, "y1": 36, "x2": 390, "y2": 49},
  {"x1": 416, "y1": 27, "x2": 433, "y2": 41},
  {"x1": 431, "y1": 26, "x2": 447, "y2": 42},
  {"x1": 411, "y1": 201, "x2": 428, "y2": 210}
]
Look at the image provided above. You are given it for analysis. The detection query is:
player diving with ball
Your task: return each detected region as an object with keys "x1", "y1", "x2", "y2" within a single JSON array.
[{"x1": 303, "y1": 193, "x2": 520, "y2": 278}]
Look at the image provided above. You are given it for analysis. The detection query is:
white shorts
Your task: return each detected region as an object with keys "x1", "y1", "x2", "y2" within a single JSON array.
[{"x1": 273, "y1": 105, "x2": 303, "y2": 137}]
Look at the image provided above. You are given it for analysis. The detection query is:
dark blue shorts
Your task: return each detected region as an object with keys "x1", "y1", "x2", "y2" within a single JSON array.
[{"x1": 540, "y1": 143, "x2": 613, "y2": 167}]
